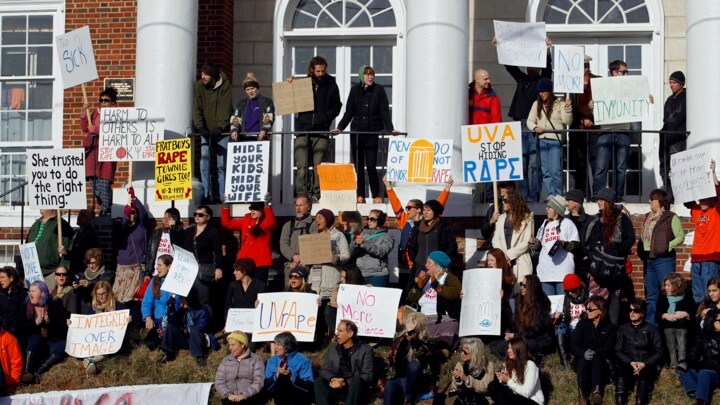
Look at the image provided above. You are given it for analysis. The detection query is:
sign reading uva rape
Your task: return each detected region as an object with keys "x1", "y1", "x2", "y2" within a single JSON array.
[
  {"x1": 253, "y1": 292, "x2": 319, "y2": 342},
  {"x1": 19, "y1": 242, "x2": 43, "y2": 285},
  {"x1": 160, "y1": 246, "x2": 198, "y2": 297},
  {"x1": 317, "y1": 163, "x2": 357, "y2": 213},
  {"x1": 670, "y1": 148, "x2": 717, "y2": 203},
  {"x1": 553, "y1": 45, "x2": 585, "y2": 94},
  {"x1": 461, "y1": 122, "x2": 523, "y2": 183},
  {"x1": 335, "y1": 285, "x2": 401, "y2": 339},
  {"x1": 493, "y1": 21, "x2": 547, "y2": 68},
  {"x1": 27, "y1": 148, "x2": 87, "y2": 209},
  {"x1": 55, "y1": 26, "x2": 98, "y2": 89},
  {"x1": 386, "y1": 137, "x2": 453, "y2": 183},
  {"x1": 459, "y1": 268, "x2": 502, "y2": 336},
  {"x1": 155, "y1": 139, "x2": 192, "y2": 201},
  {"x1": 225, "y1": 141, "x2": 270, "y2": 202},
  {"x1": 590, "y1": 76, "x2": 652, "y2": 125},
  {"x1": 66, "y1": 310, "x2": 131, "y2": 358},
  {"x1": 99, "y1": 107, "x2": 164, "y2": 161}
]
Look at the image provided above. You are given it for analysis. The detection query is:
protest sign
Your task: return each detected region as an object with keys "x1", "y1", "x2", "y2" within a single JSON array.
[
  {"x1": 298, "y1": 233, "x2": 333, "y2": 265},
  {"x1": 670, "y1": 148, "x2": 717, "y2": 203},
  {"x1": 590, "y1": 76, "x2": 652, "y2": 125},
  {"x1": 155, "y1": 138, "x2": 192, "y2": 201},
  {"x1": 253, "y1": 292, "x2": 319, "y2": 342},
  {"x1": 27, "y1": 148, "x2": 87, "y2": 209},
  {"x1": 548, "y1": 295, "x2": 564, "y2": 315},
  {"x1": 19, "y1": 242, "x2": 43, "y2": 285},
  {"x1": 317, "y1": 163, "x2": 357, "y2": 212},
  {"x1": 225, "y1": 141, "x2": 270, "y2": 202},
  {"x1": 161, "y1": 246, "x2": 198, "y2": 297},
  {"x1": 494, "y1": 21, "x2": 547, "y2": 68},
  {"x1": 335, "y1": 285, "x2": 402, "y2": 339},
  {"x1": 386, "y1": 138, "x2": 453, "y2": 183},
  {"x1": 9, "y1": 383, "x2": 214, "y2": 405},
  {"x1": 459, "y1": 268, "x2": 502, "y2": 336},
  {"x1": 272, "y1": 78, "x2": 314, "y2": 116},
  {"x1": 99, "y1": 107, "x2": 164, "y2": 161},
  {"x1": 66, "y1": 309, "x2": 130, "y2": 358},
  {"x1": 553, "y1": 45, "x2": 584, "y2": 94},
  {"x1": 56, "y1": 26, "x2": 98, "y2": 89},
  {"x1": 225, "y1": 308, "x2": 255, "y2": 333},
  {"x1": 461, "y1": 122, "x2": 523, "y2": 183}
]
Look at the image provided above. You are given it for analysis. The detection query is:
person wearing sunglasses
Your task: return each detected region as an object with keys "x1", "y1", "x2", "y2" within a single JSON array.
[
  {"x1": 81, "y1": 86, "x2": 118, "y2": 216},
  {"x1": 679, "y1": 308, "x2": 720, "y2": 405},
  {"x1": 451, "y1": 337, "x2": 495, "y2": 404},
  {"x1": 182, "y1": 205, "x2": 223, "y2": 318},
  {"x1": 354, "y1": 210, "x2": 394, "y2": 287},
  {"x1": 50, "y1": 265, "x2": 77, "y2": 316},
  {"x1": 490, "y1": 190, "x2": 534, "y2": 294}
]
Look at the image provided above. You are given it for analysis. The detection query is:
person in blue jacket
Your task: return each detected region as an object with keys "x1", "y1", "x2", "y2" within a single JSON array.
[
  {"x1": 157, "y1": 290, "x2": 219, "y2": 366},
  {"x1": 141, "y1": 254, "x2": 181, "y2": 350},
  {"x1": 265, "y1": 331, "x2": 314, "y2": 404}
]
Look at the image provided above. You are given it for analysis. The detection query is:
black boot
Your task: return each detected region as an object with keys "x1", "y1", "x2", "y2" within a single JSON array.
[
  {"x1": 34, "y1": 354, "x2": 62, "y2": 377},
  {"x1": 635, "y1": 381, "x2": 651, "y2": 405},
  {"x1": 557, "y1": 334, "x2": 570, "y2": 369},
  {"x1": 21, "y1": 352, "x2": 36, "y2": 384},
  {"x1": 615, "y1": 376, "x2": 627, "y2": 405}
]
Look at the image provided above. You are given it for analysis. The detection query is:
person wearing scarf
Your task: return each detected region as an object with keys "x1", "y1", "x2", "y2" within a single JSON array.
[{"x1": 655, "y1": 273, "x2": 695, "y2": 374}]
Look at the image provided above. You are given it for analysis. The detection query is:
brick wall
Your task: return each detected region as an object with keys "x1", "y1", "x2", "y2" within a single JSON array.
[{"x1": 197, "y1": 0, "x2": 235, "y2": 81}]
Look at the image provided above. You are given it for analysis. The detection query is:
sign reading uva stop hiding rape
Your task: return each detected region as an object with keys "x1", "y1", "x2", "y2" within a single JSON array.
[
  {"x1": 461, "y1": 122, "x2": 523, "y2": 183},
  {"x1": 66, "y1": 310, "x2": 130, "y2": 358}
]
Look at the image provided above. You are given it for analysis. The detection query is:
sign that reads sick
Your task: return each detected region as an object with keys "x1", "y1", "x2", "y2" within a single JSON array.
[
  {"x1": 225, "y1": 141, "x2": 270, "y2": 202},
  {"x1": 19, "y1": 242, "x2": 43, "y2": 286},
  {"x1": 161, "y1": 245, "x2": 198, "y2": 297},
  {"x1": 99, "y1": 107, "x2": 164, "y2": 162},
  {"x1": 459, "y1": 268, "x2": 502, "y2": 336},
  {"x1": 66, "y1": 310, "x2": 130, "y2": 358},
  {"x1": 55, "y1": 26, "x2": 98, "y2": 89},
  {"x1": 590, "y1": 76, "x2": 652, "y2": 125},
  {"x1": 253, "y1": 292, "x2": 319, "y2": 342},
  {"x1": 670, "y1": 148, "x2": 717, "y2": 203},
  {"x1": 155, "y1": 139, "x2": 192, "y2": 201},
  {"x1": 493, "y1": 21, "x2": 547, "y2": 68},
  {"x1": 27, "y1": 148, "x2": 87, "y2": 209},
  {"x1": 553, "y1": 45, "x2": 585, "y2": 94},
  {"x1": 461, "y1": 122, "x2": 523, "y2": 183},
  {"x1": 386, "y1": 138, "x2": 453, "y2": 183},
  {"x1": 336, "y1": 285, "x2": 402, "y2": 339}
]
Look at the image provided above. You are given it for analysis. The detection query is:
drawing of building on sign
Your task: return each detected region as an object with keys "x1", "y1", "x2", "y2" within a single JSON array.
[{"x1": 408, "y1": 139, "x2": 433, "y2": 182}]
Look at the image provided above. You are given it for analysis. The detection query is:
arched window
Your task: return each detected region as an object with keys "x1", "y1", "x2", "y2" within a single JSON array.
[
  {"x1": 292, "y1": 0, "x2": 396, "y2": 29},
  {"x1": 543, "y1": 0, "x2": 649, "y2": 25}
]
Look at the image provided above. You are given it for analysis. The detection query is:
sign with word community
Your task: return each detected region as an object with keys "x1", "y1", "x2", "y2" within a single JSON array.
[
  {"x1": 65, "y1": 309, "x2": 130, "y2": 358},
  {"x1": 386, "y1": 137, "x2": 453, "y2": 183},
  {"x1": 317, "y1": 163, "x2": 357, "y2": 213},
  {"x1": 99, "y1": 107, "x2": 164, "y2": 161},
  {"x1": 155, "y1": 138, "x2": 192, "y2": 201},
  {"x1": 336, "y1": 284, "x2": 402, "y2": 339},
  {"x1": 459, "y1": 268, "x2": 502, "y2": 336},
  {"x1": 253, "y1": 292, "x2": 319, "y2": 342},
  {"x1": 553, "y1": 45, "x2": 584, "y2": 94},
  {"x1": 298, "y1": 233, "x2": 333, "y2": 265},
  {"x1": 225, "y1": 141, "x2": 270, "y2": 202},
  {"x1": 494, "y1": 21, "x2": 547, "y2": 68},
  {"x1": 56, "y1": 26, "x2": 98, "y2": 88},
  {"x1": 27, "y1": 148, "x2": 87, "y2": 209},
  {"x1": 461, "y1": 122, "x2": 523, "y2": 183},
  {"x1": 590, "y1": 76, "x2": 652, "y2": 125},
  {"x1": 225, "y1": 308, "x2": 255, "y2": 333},
  {"x1": 161, "y1": 245, "x2": 198, "y2": 297},
  {"x1": 670, "y1": 148, "x2": 717, "y2": 203},
  {"x1": 19, "y1": 242, "x2": 43, "y2": 285},
  {"x1": 272, "y1": 78, "x2": 314, "y2": 116}
]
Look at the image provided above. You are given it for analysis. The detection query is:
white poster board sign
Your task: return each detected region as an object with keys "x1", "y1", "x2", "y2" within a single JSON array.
[
  {"x1": 55, "y1": 26, "x2": 98, "y2": 88},
  {"x1": 335, "y1": 284, "x2": 402, "y2": 339},
  {"x1": 461, "y1": 122, "x2": 523, "y2": 183},
  {"x1": 27, "y1": 148, "x2": 87, "y2": 209},
  {"x1": 225, "y1": 141, "x2": 270, "y2": 202},
  {"x1": 590, "y1": 76, "x2": 652, "y2": 125},
  {"x1": 386, "y1": 138, "x2": 453, "y2": 183},
  {"x1": 19, "y1": 242, "x2": 43, "y2": 285},
  {"x1": 670, "y1": 148, "x2": 717, "y2": 203},
  {"x1": 65, "y1": 310, "x2": 131, "y2": 358},
  {"x1": 548, "y1": 295, "x2": 565, "y2": 314},
  {"x1": 160, "y1": 245, "x2": 198, "y2": 297},
  {"x1": 553, "y1": 45, "x2": 585, "y2": 94},
  {"x1": 459, "y1": 268, "x2": 502, "y2": 336},
  {"x1": 99, "y1": 107, "x2": 164, "y2": 161},
  {"x1": 493, "y1": 21, "x2": 547, "y2": 68},
  {"x1": 225, "y1": 308, "x2": 255, "y2": 333},
  {"x1": 253, "y1": 292, "x2": 319, "y2": 342}
]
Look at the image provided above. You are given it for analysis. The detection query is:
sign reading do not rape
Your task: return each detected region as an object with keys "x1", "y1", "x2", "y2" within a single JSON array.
[{"x1": 386, "y1": 137, "x2": 453, "y2": 183}]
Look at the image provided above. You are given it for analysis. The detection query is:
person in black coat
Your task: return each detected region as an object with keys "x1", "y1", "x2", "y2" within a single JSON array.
[
  {"x1": 680, "y1": 309, "x2": 720, "y2": 404},
  {"x1": 145, "y1": 207, "x2": 185, "y2": 277},
  {"x1": 659, "y1": 71, "x2": 687, "y2": 197},
  {"x1": 183, "y1": 205, "x2": 223, "y2": 320},
  {"x1": 407, "y1": 200, "x2": 458, "y2": 275},
  {"x1": 67, "y1": 209, "x2": 99, "y2": 276},
  {"x1": 224, "y1": 259, "x2": 265, "y2": 323},
  {"x1": 0, "y1": 267, "x2": 27, "y2": 340}
]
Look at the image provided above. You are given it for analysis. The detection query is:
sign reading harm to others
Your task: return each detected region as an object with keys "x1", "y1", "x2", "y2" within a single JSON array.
[{"x1": 461, "y1": 121, "x2": 523, "y2": 183}]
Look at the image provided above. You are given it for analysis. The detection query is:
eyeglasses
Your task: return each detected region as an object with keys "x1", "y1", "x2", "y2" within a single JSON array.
[
  {"x1": 461, "y1": 349, "x2": 470, "y2": 355},
  {"x1": 405, "y1": 206, "x2": 419, "y2": 210},
  {"x1": 615, "y1": 69, "x2": 629, "y2": 74},
  {"x1": 96, "y1": 291, "x2": 109, "y2": 297},
  {"x1": 54, "y1": 272, "x2": 68, "y2": 277},
  {"x1": 99, "y1": 98, "x2": 112, "y2": 103},
  {"x1": 194, "y1": 212, "x2": 208, "y2": 217},
  {"x1": 368, "y1": 217, "x2": 378, "y2": 222},
  {"x1": 586, "y1": 307, "x2": 598, "y2": 313},
  {"x1": 519, "y1": 282, "x2": 526, "y2": 288},
  {"x1": 629, "y1": 308, "x2": 643, "y2": 314},
  {"x1": 289, "y1": 274, "x2": 303, "y2": 279}
]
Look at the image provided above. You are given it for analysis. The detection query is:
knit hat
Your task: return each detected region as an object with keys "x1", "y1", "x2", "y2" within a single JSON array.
[
  {"x1": 669, "y1": 71, "x2": 685, "y2": 86},
  {"x1": 424, "y1": 200, "x2": 444, "y2": 217},
  {"x1": 546, "y1": 195, "x2": 567, "y2": 216},
  {"x1": 596, "y1": 187, "x2": 616, "y2": 203},
  {"x1": 563, "y1": 274, "x2": 582, "y2": 291},
  {"x1": 227, "y1": 331, "x2": 249, "y2": 347},
  {"x1": 316, "y1": 208, "x2": 335, "y2": 227},
  {"x1": 200, "y1": 64, "x2": 220, "y2": 80},
  {"x1": 243, "y1": 72, "x2": 260, "y2": 89},
  {"x1": 289, "y1": 266, "x2": 308, "y2": 279},
  {"x1": 584, "y1": 55, "x2": 593, "y2": 63},
  {"x1": 249, "y1": 201, "x2": 265, "y2": 212},
  {"x1": 357, "y1": 65, "x2": 367, "y2": 86},
  {"x1": 427, "y1": 251, "x2": 451, "y2": 268},
  {"x1": 537, "y1": 78, "x2": 553, "y2": 92},
  {"x1": 565, "y1": 189, "x2": 585, "y2": 204}
]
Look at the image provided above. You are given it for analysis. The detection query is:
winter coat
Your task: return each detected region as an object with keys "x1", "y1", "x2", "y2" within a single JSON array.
[
  {"x1": 615, "y1": 321, "x2": 664, "y2": 367},
  {"x1": 81, "y1": 108, "x2": 117, "y2": 181},
  {"x1": 655, "y1": 291, "x2": 695, "y2": 330},
  {"x1": 264, "y1": 351, "x2": 314, "y2": 394},
  {"x1": 336, "y1": 82, "x2": 393, "y2": 132},
  {"x1": 319, "y1": 341, "x2": 374, "y2": 384},
  {"x1": 225, "y1": 279, "x2": 266, "y2": 319},
  {"x1": 279, "y1": 214, "x2": 318, "y2": 265},
  {"x1": 408, "y1": 217, "x2": 458, "y2": 272},
  {"x1": 308, "y1": 228, "x2": 351, "y2": 299},
  {"x1": 406, "y1": 271, "x2": 462, "y2": 321},
  {"x1": 295, "y1": 74, "x2": 342, "y2": 131},
  {"x1": 215, "y1": 351, "x2": 265, "y2": 400},
  {"x1": 193, "y1": 71, "x2": 233, "y2": 131},
  {"x1": 570, "y1": 318, "x2": 617, "y2": 362},
  {"x1": 0, "y1": 286, "x2": 27, "y2": 335},
  {"x1": 453, "y1": 360, "x2": 495, "y2": 395},
  {"x1": 141, "y1": 277, "x2": 181, "y2": 323},
  {"x1": 116, "y1": 198, "x2": 148, "y2": 266},
  {"x1": 468, "y1": 85, "x2": 501, "y2": 124},
  {"x1": 688, "y1": 328, "x2": 720, "y2": 370},
  {"x1": 661, "y1": 89, "x2": 686, "y2": 133},
  {"x1": 145, "y1": 227, "x2": 185, "y2": 276},
  {"x1": 354, "y1": 228, "x2": 395, "y2": 279},
  {"x1": 491, "y1": 213, "x2": 534, "y2": 285},
  {"x1": 230, "y1": 95, "x2": 275, "y2": 134},
  {"x1": 504, "y1": 53, "x2": 552, "y2": 121},
  {"x1": 0, "y1": 330, "x2": 22, "y2": 394},
  {"x1": 21, "y1": 299, "x2": 68, "y2": 342},
  {"x1": 221, "y1": 206, "x2": 277, "y2": 267},
  {"x1": 26, "y1": 216, "x2": 73, "y2": 277},
  {"x1": 182, "y1": 225, "x2": 223, "y2": 268},
  {"x1": 526, "y1": 98, "x2": 573, "y2": 141},
  {"x1": 68, "y1": 225, "x2": 100, "y2": 274}
]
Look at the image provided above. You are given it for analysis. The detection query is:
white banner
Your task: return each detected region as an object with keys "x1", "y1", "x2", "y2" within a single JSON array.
[
  {"x1": 99, "y1": 107, "x2": 164, "y2": 161},
  {"x1": 27, "y1": 148, "x2": 87, "y2": 210},
  {"x1": 7, "y1": 383, "x2": 213, "y2": 405},
  {"x1": 225, "y1": 141, "x2": 270, "y2": 202},
  {"x1": 65, "y1": 310, "x2": 130, "y2": 358},
  {"x1": 670, "y1": 148, "x2": 717, "y2": 203},
  {"x1": 553, "y1": 45, "x2": 585, "y2": 94},
  {"x1": 225, "y1": 308, "x2": 255, "y2": 333},
  {"x1": 386, "y1": 137, "x2": 453, "y2": 183},
  {"x1": 55, "y1": 26, "x2": 98, "y2": 89},
  {"x1": 161, "y1": 245, "x2": 198, "y2": 297},
  {"x1": 590, "y1": 76, "x2": 652, "y2": 125},
  {"x1": 253, "y1": 292, "x2": 319, "y2": 342},
  {"x1": 459, "y1": 268, "x2": 502, "y2": 336},
  {"x1": 493, "y1": 21, "x2": 547, "y2": 68},
  {"x1": 461, "y1": 122, "x2": 523, "y2": 183},
  {"x1": 19, "y1": 242, "x2": 43, "y2": 286},
  {"x1": 336, "y1": 284, "x2": 402, "y2": 339}
]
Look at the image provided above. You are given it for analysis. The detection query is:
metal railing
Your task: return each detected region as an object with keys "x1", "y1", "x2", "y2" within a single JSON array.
[{"x1": 0, "y1": 181, "x2": 28, "y2": 244}]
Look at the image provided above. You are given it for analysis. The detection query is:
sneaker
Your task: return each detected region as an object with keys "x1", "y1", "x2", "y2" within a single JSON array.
[
  {"x1": 372, "y1": 197, "x2": 383, "y2": 204},
  {"x1": 85, "y1": 360, "x2": 97, "y2": 376},
  {"x1": 195, "y1": 357, "x2": 207, "y2": 367},
  {"x1": 357, "y1": 196, "x2": 366, "y2": 203}
]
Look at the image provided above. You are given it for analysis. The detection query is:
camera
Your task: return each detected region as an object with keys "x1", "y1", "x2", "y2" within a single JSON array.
[{"x1": 548, "y1": 240, "x2": 562, "y2": 256}]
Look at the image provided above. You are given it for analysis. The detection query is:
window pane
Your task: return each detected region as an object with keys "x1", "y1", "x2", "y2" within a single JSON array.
[
  {"x1": 28, "y1": 16, "x2": 52, "y2": 45},
  {"x1": 2, "y1": 82, "x2": 26, "y2": 110},
  {"x1": 28, "y1": 112, "x2": 52, "y2": 141},
  {"x1": 2, "y1": 16, "x2": 26, "y2": 46},
  {"x1": 28, "y1": 46, "x2": 52, "y2": 76},
  {"x1": 375, "y1": 75, "x2": 392, "y2": 103},
  {"x1": 317, "y1": 46, "x2": 336, "y2": 75},
  {"x1": 292, "y1": 12, "x2": 316, "y2": 29},
  {"x1": 0, "y1": 111, "x2": 26, "y2": 142},
  {"x1": 351, "y1": 46, "x2": 370, "y2": 76},
  {"x1": 294, "y1": 47, "x2": 314, "y2": 75},
  {"x1": 608, "y1": 46, "x2": 624, "y2": 64},
  {"x1": 28, "y1": 80, "x2": 52, "y2": 109},
  {"x1": 373, "y1": 46, "x2": 392, "y2": 73},
  {"x1": 1, "y1": 48, "x2": 27, "y2": 76},
  {"x1": 349, "y1": 12, "x2": 370, "y2": 28},
  {"x1": 318, "y1": 3, "x2": 343, "y2": 28},
  {"x1": 625, "y1": 45, "x2": 641, "y2": 69},
  {"x1": 368, "y1": 0, "x2": 395, "y2": 27},
  {"x1": 626, "y1": 7, "x2": 649, "y2": 23}
]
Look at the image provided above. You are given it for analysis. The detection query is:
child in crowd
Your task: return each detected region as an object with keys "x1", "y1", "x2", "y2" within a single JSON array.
[{"x1": 655, "y1": 273, "x2": 695, "y2": 373}]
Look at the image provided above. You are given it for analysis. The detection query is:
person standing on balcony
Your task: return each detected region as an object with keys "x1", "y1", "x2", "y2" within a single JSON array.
[
  {"x1": 229, "y1": 73, "x2": 275, "y2": 142},
  {"x1": 659, "y1": 71, "x2": 687, "y2": 200},
  {"x1": 569, "y1": 55, "x2": 599, "y2": 198}
]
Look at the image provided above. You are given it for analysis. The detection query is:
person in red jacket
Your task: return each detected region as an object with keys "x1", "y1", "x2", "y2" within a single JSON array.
[
  {"x1": 221, "y1": 194, "x2": 277, "y2": 285},
  {"x1": 81, "y1": 86, "x2": 118, "y2": 216},
  {"x1": 468, "y1": 68, "x2": 502, "y2": 125},
  {"x1": 0, "y1": 319, "x2": 22, "y2": 396}
]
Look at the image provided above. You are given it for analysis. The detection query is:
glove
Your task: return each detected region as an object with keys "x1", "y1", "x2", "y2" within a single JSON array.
[
  {"x1": 584, "y1": 349, "x2": 596, "y2": 361},
  {"x1": 264, "y1": 192, "x2": 272, "y2": 203},
  {"x1": 123, "y1": 205, "x2": 133, "y2": 218},
  {"x1": 211, "y1": 127, "x2": 224, "y2": 137},
  {"x1": 199, "y1": 128, "x2": 212, "y2": 138},
  {"x1": 128, "y1": 186, "x2": 136, "y2": 200}
]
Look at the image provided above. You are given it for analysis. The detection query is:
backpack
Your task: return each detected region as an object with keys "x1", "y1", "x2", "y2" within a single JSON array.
[{"x1": 584, "y1": 214, "x2": 626, "y2": 288}]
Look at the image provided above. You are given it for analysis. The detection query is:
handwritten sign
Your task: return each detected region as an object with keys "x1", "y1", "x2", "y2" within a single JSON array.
[
  {"x1": 670, "y1": 148, "x2": 717, "y2": 203},
  {"x1": 99, "y1": 107, "x2": 164, "y2": 161},
  {"x1": 155, "y1": 139, "x2": 192, "y2": 201},
  {"x1": 298, "y1": 233, "x2": 332, "y2": 265},
  {"x1": 336, "y1": 284, "x2": 401, "y2": 339},
  {"x1": 459, "y1": 268, "x2": 502, "y2": 336},
  {"x1": 548, "y1": 295, "x2": 564, "y2": 314},
  {"x1": 386, "y1": 138, "x2": 453, "y2": 183},
  {"x1": 27, "y1": 148, "x2": 87, "y2": 209},
  {"x1": 461, "y1": 122, "x2": 523, "y2": 183},
  {"x1": 19, "y1": 242, "x2": 43, "y2": 285},
  {"x1": 225, "y1": 141, "x2": 270, "y2": 202},
  {"x1": 590, "y1": 76, "x2": 651, "y2": 125},
  {"x1": 253, "y1": 292, "x2": 319, "y2": 342},
  {"x1": 161, "y1": 246, "x2": 198, "y2": 297},
  {"x1": 494, "y1": 21, "x2": 547, "y2": 68},
  {"x1": 55, "y1": 26, "x2": 98, "y2": 88},
  {"x1": 225, "y1": 308, "x2": 255, "y2": 333},
  {"x1": 317, "y1": 163, "x2": 357, "y2": 213},
  {"x1": 271, "y1": 78, "x2": 314, "y2": 116},
  {"x1": 65, "y1": 310, "x2": 130, "y2": 358},
  {"x1": 553, "y1": 45, "x2": 584, "y2": 94}
]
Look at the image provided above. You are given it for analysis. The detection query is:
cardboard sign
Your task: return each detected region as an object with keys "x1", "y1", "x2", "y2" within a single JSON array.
[
  {"x1": 65, "y1": 310, "x2": 131, "y2": 358},
  {"x1": 55, "y1": 26, "x2": 98, "y2": 88},
  {"x1": 225, "y1": 308, "x2": 255, "y2": 333},
  {"x1": 19, "y1": 242, "x2": 43, "y2": 285},
  {"x1": 99, "y1": 107, "x2": 164, "y2": 161},
  {"x1": 317, "y1": 163, "x2": 357, "y2": 213},
  {"x1": 225, "y1": 141, "x2": 270, "y2": 202},
  {"x1": 272, "y1": 78, "x2": 314, "y2": 116},
  {"x1": 670, "y1": 148, "x2": 717, "y2": 203},
  {"x1": 336, "y1": 284, "x2": 402, "y2": 339},
  {"x1": 553, "y1": 45, "x2": 584, "y2": 94},
  {"x1": 461, "y1": 122, "x2": 523, "y2": 183},
  {"x1": 493, "y1": 21, "x2": 547, "y2": 68},
  {"x1": 161, "y1": 246, "x2": 198, "y2": 297},
  {"x1": 298, "y1": 233, "x2": 333, "y2": 265},
  {"x1": 155, "y1": 138, "x2": 192, "y2": 201},
  {"x1": 590, "y1": 76, "x2": 652, "y2": 125},
  {"x1": 27, "y1": 148, "x2": 87, "y2": 209},
  {"x1": 253, "y1": 292, "x2": 319, "y2": 342},
  {"x1": 386, "y1": 138, "x2": 453, "y2": 183},
  {"x1": 459, "y1": 268, "x2": 502, "y2": 336}
]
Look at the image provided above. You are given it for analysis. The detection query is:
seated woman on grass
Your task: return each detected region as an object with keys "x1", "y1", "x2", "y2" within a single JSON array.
[
  {"x1": 80, "y1": 280, "x2": 126, "y2": 375},
  {"x1": 141, "y1": 254, "x2": 180, "y2": 350}
]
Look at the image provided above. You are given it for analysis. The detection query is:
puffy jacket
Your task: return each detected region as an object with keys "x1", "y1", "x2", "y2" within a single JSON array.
[
  {"x1": 295, "y1": 74, "x2": 342, "y2": 131},
  {"x1": 193, "y1": 71, "x2": 233, "y2": 131},
  {"x1": 0, "y1": 330, "x2": 22, "y2": 394},
  {"x1": 230, "y1": 95, "x2": 275, "y2": 134},
  {"x1": 141, "y1": 277, "x2": 181, "y2": 323},
  {"x1": 221, "y1": 206, "x2": 277, "y2": 267},
  {"x1": 215, "y1": 351, "x2": 265, "y2": 400},
  {"x1": 688, "y1": 328, "x2": 720, "y2": 370},
  {"x1": 468, "y1": 85, "x2": 501, "y2": 124},
  {"x1": 615, "y1": 321, "x2": 663, "y2": 367},
  {"x1": 319, "y1": 342, "x2": 374, "y2": 384},
  {"x1": 264, "y1": 351, "x2": 314, "y2": 393},
  {"x1": 355, "y1": 228, "x2": 395, "y2": 279},
  {"x1": 336, "y1": 82, "x2": 393, "y2": 132}
]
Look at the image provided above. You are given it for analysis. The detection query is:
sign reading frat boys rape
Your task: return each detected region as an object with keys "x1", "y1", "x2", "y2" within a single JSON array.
[
  {"x1": 99, "y1": 107, "x2": 164, "y2": 162},
  {"x1": 66, "y1": 310, "x2": 130, "y2": 358},
  {"x1": 386, "y1": 137, "x2": 453, "y2": 183},
  {"x1": 461, "y1": 122, "x2": 523, "y2": 183},
  {"x1": 155, "y1": 139, "x2": 192, "y2": 201},
  {"x1": 253, "y1": 292, "x2": 319, "y2": 342},
  {"x1": 225, "y1": 141, "x2": 269, "y2": 202}
]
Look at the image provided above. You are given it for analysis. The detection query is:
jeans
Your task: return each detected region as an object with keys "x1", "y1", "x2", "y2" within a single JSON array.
[
  {"x1": 519, "y1": 125, "x2": 539, "y2": 202},
  {"x1": 383, "y1": 361, "x2": 423, "y2": 403},
  {"x1": 681, "y1": 368, "x2": 720, "y2": 402},
  {"x1": 644, "y1": 256, "x2": 676, "y2": 325},
  {"x1": 542, "y1": 281, "x2": 564, "y2": 297},
  {"x1": 200, "y1": 133, "x2": 229, "y2": 198},
  {"x1": 691, "y1": 262, "x2": 720, "y2": 304},
  {"x1": 89, "y1": 178, "x2": 113, "y2": 214},
  {"x1": 539, "y1": 138, "x2": 563, "y2": 198},
  {"x1": 160, "y1": 324, "x2": 207, "y2": 358},
  {"x1": 593, "y1": 132, "x2": 629, "y2": 200}
]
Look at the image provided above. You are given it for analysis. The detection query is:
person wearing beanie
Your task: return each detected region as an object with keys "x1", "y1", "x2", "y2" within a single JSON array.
[
  {"x1": 354, "y1": 209, "x2": 395, "y2": 286},
  {"x1": 115, "y1": 188, "x2": 147, "y2": 307},
  {"x1": 230, "y1": 72, "x2": 275, "y2": 142},
  {"x1": 215, "y1": 330, "x2": 265, "y2": 403},
  {"x1": 333, "y1": 65, "x2": 395, "y2": 204},
  {"x1": 553, "y1": 273, "x2": 594, "y2": 370},
  {"x1": 660, "y1": 70, "x2": 687, "y2": 199},
  {"x1": 286, "y1": 265, "x2": 314, "y2": 293},
  {"x1": 407, "y1": 199, "x2": 458, "y2": 288}
]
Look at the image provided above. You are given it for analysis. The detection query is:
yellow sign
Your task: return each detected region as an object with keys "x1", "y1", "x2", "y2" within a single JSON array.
[{"x1": 154, "y1": 139, "x2": 192, "y2": 201}]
